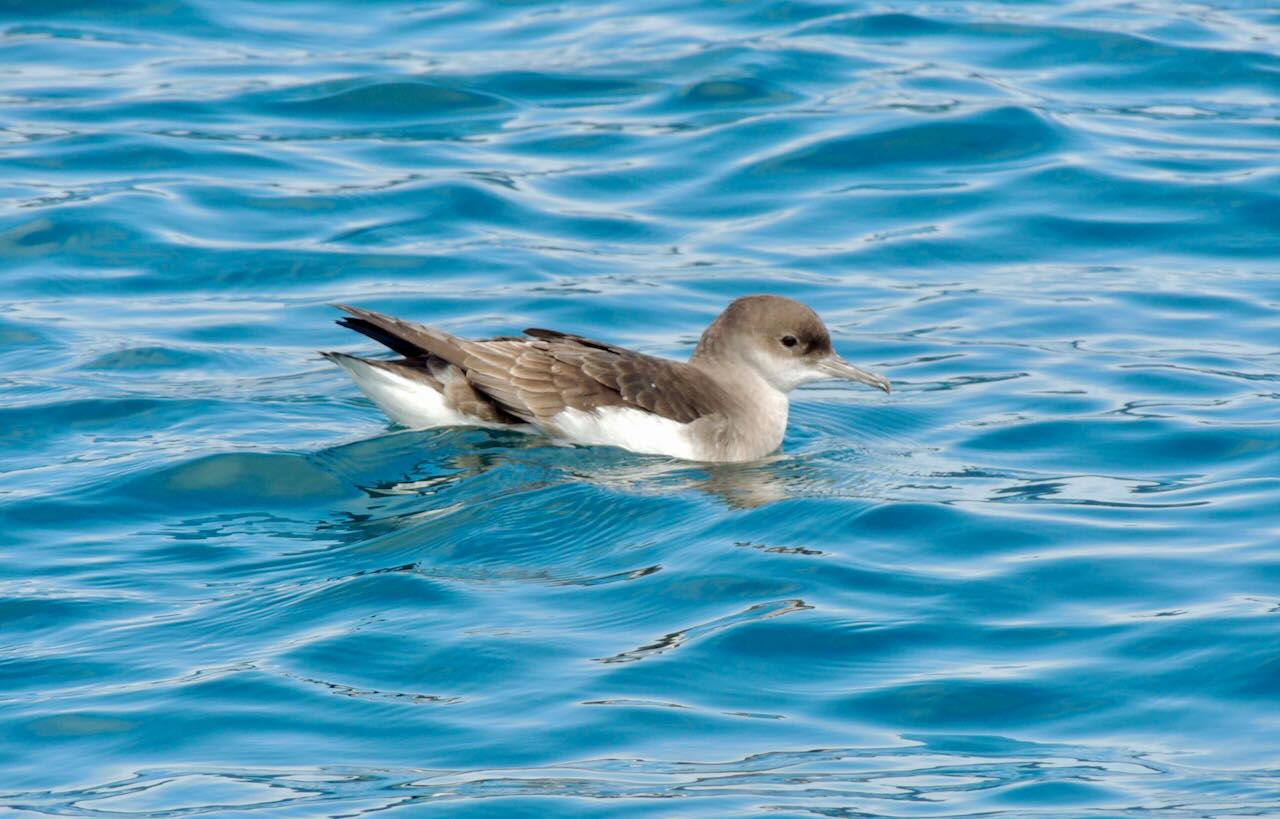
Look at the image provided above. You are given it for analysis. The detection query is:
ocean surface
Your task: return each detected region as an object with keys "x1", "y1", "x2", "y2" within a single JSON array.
[{"x1": 2, "y1": 1, "x2": 1279, "y2": 816}]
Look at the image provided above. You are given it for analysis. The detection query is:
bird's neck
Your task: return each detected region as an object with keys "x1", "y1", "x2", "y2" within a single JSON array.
[{"x1": 691, "y1": 355, "x2": 790, "y2": 461}]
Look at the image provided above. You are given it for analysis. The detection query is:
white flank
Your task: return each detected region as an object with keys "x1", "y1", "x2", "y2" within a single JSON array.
[
  {"x1": 332, "y1": 356, "x2": 501, "y2": 430},
  {"x1": 550, "y1": 406, "x2": 700, "y2": 460},
  {"x1": 334, "y1": 356, "x2": 710, "y2": 458}
]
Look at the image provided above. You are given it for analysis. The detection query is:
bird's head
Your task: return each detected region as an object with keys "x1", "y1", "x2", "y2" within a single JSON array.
[{"x1": 694, "y1": 295, "x2": 891, "y2": 394}]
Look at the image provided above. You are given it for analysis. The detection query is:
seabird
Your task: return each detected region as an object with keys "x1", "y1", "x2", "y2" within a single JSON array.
[{"x1": 323, "y1": 294, "x2": 890, "y2": 463}]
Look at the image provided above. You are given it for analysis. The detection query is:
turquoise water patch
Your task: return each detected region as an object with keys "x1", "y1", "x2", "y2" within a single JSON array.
[{"x1": 2, "y1": 1, "x2": 1279, "y2": 816}]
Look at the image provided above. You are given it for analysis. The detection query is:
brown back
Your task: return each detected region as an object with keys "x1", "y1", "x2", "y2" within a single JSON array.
[{"x1": 335, "y1": 305, "x2": 731, "y2": 426}]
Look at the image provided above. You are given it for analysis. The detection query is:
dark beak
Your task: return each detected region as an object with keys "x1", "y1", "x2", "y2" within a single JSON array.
[{"x1": 816, "y1": 355, "x2": 891, "y2": 393}]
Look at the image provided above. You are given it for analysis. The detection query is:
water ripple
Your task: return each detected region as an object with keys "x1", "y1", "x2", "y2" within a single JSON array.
[
  {"x1": 3, "y1": 0, "x2": 1279, "y2": 815},
  {"x1": 7, "y1": 736, "x2": 1279, "y2": 817}
]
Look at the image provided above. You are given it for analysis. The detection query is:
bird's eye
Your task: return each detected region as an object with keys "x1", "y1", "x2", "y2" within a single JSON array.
[{"x1": 780, "y1": 335, "x2": 798, "y2": 348}]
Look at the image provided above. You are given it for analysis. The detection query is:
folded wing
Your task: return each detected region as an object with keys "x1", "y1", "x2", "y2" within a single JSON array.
[{"x1": 333, "y1": 305, "x2": 728, "y2": 429}]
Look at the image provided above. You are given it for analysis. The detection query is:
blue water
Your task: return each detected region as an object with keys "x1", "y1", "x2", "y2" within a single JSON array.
[{"x1": 2, "y1": 1, "x2": 1279, "y2": 815}]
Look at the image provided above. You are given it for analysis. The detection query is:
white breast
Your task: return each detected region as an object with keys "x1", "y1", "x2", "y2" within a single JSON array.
[{"x1": 549, "y1": 406, "x2": 702, "y2": 461}]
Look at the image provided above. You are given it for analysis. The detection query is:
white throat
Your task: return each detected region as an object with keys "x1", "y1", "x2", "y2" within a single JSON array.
[{"x1": 698, "y1": 361, "x2": 791, "y2": 461}]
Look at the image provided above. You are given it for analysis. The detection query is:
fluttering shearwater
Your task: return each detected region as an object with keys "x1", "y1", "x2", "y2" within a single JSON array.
[{"x1": 323, "y1": 295, "x2": 890, "y2": 463}]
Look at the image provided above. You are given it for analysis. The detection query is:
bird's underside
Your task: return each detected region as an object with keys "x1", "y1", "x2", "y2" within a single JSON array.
[{"x1": 323, "y1": 305, "x2": 736, "y2": 447}]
